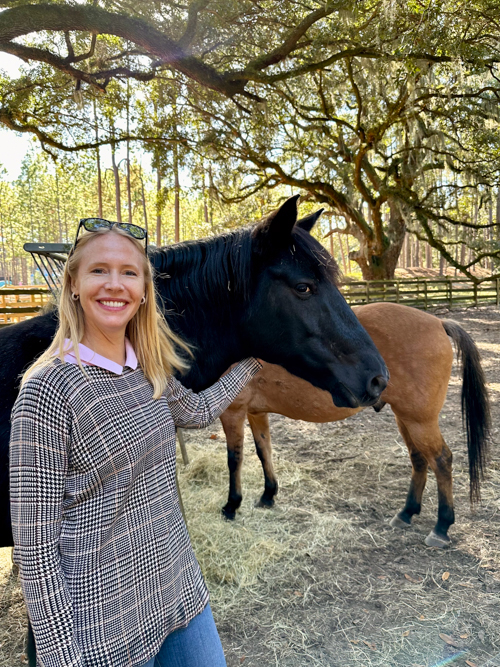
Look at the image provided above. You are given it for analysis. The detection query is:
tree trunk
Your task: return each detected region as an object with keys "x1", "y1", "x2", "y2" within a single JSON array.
[
  {"x1": 126, "y1": 139, "x2": 132, "y2": 224},
  {"x1": 406, "y1": 233, "x2": 411, "y2": 267},
  {"x1": 337, "y1": 230, "x2": 347, "y2": 274},
  {"x1": 93, "y1": 99, "x2": 103, "y2": 217},
  {"x1": 156, "y1": 164, "x2": 162, "y2": 247},
  {"x1": 111, "y1": 141, "x2": 122, "y2": 222},
  {"x1": 399, "y1": 234, "x2": 406, "y2": 269},
  {"x1": 21, "y1": 257, "x2": 28, "y2": 285},
  {"x1": 173, "y1": 144, "x2": 180, "y2": 242},
  {"x1": 351, "y1": 202, "x2": 406, "y2": 280},
  {"x1": 489, "y1": 198, "x2": 494, "y2": 273},
  {"x1": 126, "y1": 79, "x2": 132, "y2": 224},
  {"x1": 208, "y1": 164, "x2": 214, "y2": 230},
  {"x1": 496, "y1": 188, "x2": 500, "y2": 240},
  {"x1": 139, "y1": 166, "x2": 148, "y2": 235},
  {"x1": 426, "y1": 243, "x2": 432, "y2": 269},
  {"x1": 55, "y1": 169, "x2": 62, "y2": 242}
]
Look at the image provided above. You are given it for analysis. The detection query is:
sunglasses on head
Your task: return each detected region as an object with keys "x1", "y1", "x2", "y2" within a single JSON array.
[{"x1": 70, "y1": 218, "x2": 148, "y2": 256}]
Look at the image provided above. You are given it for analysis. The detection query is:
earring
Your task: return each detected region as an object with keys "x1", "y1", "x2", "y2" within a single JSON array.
[
  {"x1": 71, "y1": 293, "x2": 79, "y2": 301},
  {"x1": 140, "y1": 296, "x2": 146, "y2": 305}
]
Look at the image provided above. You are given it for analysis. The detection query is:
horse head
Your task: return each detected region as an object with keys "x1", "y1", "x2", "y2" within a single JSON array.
[{"x1": 244, "y1": 196, "x2": 388, "y2": 408}]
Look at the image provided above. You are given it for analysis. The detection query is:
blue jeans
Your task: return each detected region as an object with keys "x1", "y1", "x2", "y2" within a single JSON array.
[{"x1": 141, "y1": 604, "x2": 227, "y2": 667}]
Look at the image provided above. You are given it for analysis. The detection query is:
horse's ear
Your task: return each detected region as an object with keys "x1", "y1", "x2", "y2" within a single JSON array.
[
  {"x1": 255, "y1": 195, "x2": 300, "y2": 247},
  {"x1": 296, "y1": 208, "x2": 325, "y2": 233}
]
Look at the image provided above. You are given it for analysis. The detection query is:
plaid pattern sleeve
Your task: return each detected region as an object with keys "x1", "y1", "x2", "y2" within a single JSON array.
[
  {"x1": 10, "y1": 368, "x2": 84, "y2": 667},
  {"x1": 166, "y1": 358, "x2": 262, "y2": 429}
]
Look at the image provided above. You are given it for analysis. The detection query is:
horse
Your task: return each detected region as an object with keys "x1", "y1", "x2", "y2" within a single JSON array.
[
  {"x1": 219, "y1": 301, "x2": 490, "y2": 548},
  {"x1": 0, "y1": 196, "x2": 388, "y2": 549}
]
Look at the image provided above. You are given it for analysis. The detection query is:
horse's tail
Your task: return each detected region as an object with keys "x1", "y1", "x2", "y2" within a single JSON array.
[{"x1": 442, "y1": 320, "x2": 491, "y2": 503}]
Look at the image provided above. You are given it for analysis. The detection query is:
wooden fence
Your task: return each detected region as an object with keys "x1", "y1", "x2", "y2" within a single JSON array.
[
  {"x1": 1, "y1": 278, "x2": 499, "y2": 329},
  {"x1": 0, "y1": 287, "x2": 51, "y2": 328},
  {"x1": 340, "y1": 277, "x2": 500, "y2": 309}
]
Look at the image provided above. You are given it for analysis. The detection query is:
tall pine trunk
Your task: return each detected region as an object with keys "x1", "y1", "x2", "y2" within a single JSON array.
[
  {"x1": 93, "y1": 99, "x2": 103, "y2": 217},
  {"x1": 126, "y1": 80, "x2": 132, "y2": 224},
  {"x1": 111, "y1": 140, "x2": 122, "y2": 223},
  {"x1": 173, "y1": 144, "x2": 180, "y2": 243},
  {"x1": 156, "y1": 164, "x2": 162, "y2": 247},
  {"x1": 139, "y1": 166, "x2": 148, "y2": 236}
]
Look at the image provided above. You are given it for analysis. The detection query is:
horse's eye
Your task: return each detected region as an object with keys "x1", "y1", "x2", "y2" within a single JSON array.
[{"x1": 295, "y1": 283, "x2": 311, "y2": 294}]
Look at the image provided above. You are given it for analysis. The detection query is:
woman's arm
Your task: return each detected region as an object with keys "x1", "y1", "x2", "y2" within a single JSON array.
[
  {"x1": 10, "y1": 370, "x2": 84, "y2": 667},
  {"x1": 166, "y1": 358, "x2": 262, "y2": 429}
]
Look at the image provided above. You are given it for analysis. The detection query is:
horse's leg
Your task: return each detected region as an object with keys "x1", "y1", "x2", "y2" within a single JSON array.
[
  {"x1": 391, "y1": 416, "x2": 454, "y2": 547},
  {"x1": 390, "y1": 417, "x2": 429, "y2": 529},
  {"x1": 248, "y1": 412, "x2": 278, "y2": 508},
  {"x1": 220, "y1": 406, "x2": 247, "y2": 520},
  {"x1": 426, "y1": 441, "x2": 455, "y2": 547}
]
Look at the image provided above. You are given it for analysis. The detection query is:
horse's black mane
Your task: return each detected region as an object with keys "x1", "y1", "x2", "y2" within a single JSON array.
[
  {"x1": 150, "y1": 226, "x2": 254, "y2": 309},
  {"x1": 149, "y1": 222, "x2": 339, "y2": 311}
]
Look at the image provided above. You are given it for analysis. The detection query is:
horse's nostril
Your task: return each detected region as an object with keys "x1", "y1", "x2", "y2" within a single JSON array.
[{"x1": 367, "y1": 374, "x2": 388, "y2": 398}]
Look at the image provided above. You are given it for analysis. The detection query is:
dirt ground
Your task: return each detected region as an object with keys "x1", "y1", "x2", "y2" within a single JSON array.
[{"x1": 1, "y1": 306, "x2": 499, "y2": 667}]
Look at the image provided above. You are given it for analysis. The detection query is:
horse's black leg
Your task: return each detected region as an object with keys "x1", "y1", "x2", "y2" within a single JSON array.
[
  {"x1": 26, "y1": 620, "x2": 36, "y2": 667},
  {"x1": 248, "y1": 412, "x2": 278, "y2": 508},
  {"x1": 426, "y1": 442, "x2": 455, "y2": 547},
  {"x1": 391, "y1": 449, "x2": 428, "y2": 527},
  {"x1": 219, "y1": 407, "x2": 247, "y2": 520},
  {"x1": 390, "y1": 417, "x2": 428, "y2": 529},
  {"x1": 392, "y1": 416, "x2": 454, "y2": 547}
]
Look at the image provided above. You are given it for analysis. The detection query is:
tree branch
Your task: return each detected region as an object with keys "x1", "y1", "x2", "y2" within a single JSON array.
[
  {"x1": 0, "y1": 41, "x2": 106, "y2": 91},
  {"x1": 0, "y1": 4, "x2": 245, "y2": 97},
  {"x1": 178, "y1": 0, "x2": 210, "y2": 49},
  {"x1": 242, "y1": 1, "x2": 340, "y2": 75}
]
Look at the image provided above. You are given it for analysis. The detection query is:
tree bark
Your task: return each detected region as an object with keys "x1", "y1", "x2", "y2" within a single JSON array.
[
  {"x1": 126, "y1": 80, "x2": 132, "y2": 224},
  {"x1": 0, "y1": 4, "x2": 244, "y2": 98},
  {"x1": 156, "y1": 165, "x2": 162, "y2": 247},
  {"x1": 173, "y1": 144, "x2": 180, "y2": 243},
  {"x1": 350, "y1": 201, "x2": 406, "y2": 279},
  {"x1": 111, "y1": 141, "x2": 122, "y2": 222},
  {"x1": 426, "y1": 243, "x2": 432, "y2": 269},
  {"x1": 93, "y1": 99, "x2": 103, "y2": 218},
  {"x1": 139, "y1": 166, "x2": 148, "y2": 235},
  {"x1": 55, "y1": 169, "x2": 62, "y2": 242}
]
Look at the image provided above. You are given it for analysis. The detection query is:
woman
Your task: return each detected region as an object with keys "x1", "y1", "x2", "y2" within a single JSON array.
[{"x1": 10, "y1": 219, "x2": 262, "y2": 667}]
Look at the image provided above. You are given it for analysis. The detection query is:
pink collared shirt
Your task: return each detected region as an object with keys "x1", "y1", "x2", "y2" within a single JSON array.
[{"x1": 63, "y1": 338, "x2": 138, "y2": 375}]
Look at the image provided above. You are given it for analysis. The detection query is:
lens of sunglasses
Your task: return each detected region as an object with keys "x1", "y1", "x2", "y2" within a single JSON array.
[
  {"x1": 82, "y1": 218, "x2": 113, "y2": 233},
  {"x1": 117, "y1": 223, "x2": 147, "y2": 240}
]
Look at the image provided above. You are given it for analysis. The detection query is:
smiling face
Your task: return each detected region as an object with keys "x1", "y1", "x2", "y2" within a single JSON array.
[{"x1": 71, "y1": 231, "x2": 146, "y2": 339}]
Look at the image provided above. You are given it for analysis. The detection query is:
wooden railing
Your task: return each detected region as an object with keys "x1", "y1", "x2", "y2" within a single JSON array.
[
  {"x1": 0, "y1": 287, "x2": 51, "y2": 328},
  {"x1": 340, "y1": 277, "x2": 500, "y2": 309},
  {"x1": 1, "y1": 278, "x2": 499, "y2": 328}
]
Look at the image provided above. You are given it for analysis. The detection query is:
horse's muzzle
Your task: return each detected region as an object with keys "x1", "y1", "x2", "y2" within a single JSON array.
[{"x1": 332, "y1": 370, "x2": 389, "y2": 409}]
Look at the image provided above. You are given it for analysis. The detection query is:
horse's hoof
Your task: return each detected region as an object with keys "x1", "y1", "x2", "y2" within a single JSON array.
[
  {"x1": 221, "y1": 506, "x2": 236, "y2": 521},
  {"x1": 390, "y1": 513, "x2": 411, "y2": 529},
  {"x1": 255, "y1": 496, "x2": 275, "y2": 509},
  {"x1": 424, "y1": 530, "x2": 451, "y2": 548}
]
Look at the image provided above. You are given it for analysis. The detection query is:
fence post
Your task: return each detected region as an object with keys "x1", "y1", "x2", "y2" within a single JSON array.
[
  {"x1": 366, "y1": 281, "x2": 370, "y2": 304},
  {"x1": 448, "y1": 278, "x2": 452, "y2": 309},
  {"x1": 497, "y1": 278, "x2": 499, "y2": 307},
  {"x1": 424, "y1": 281, "x2": 428, "y2": 310},
  {"x1": 396, "y1": 281, "x2": 400, "y2": 304},
  {"x1": 474, "y1": 283, "x2": 478, "y2": 308}
]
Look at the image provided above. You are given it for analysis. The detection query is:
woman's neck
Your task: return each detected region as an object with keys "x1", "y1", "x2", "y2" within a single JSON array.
[{"x1": 81, "y1": 327, "x2": 126, "y2": 365}]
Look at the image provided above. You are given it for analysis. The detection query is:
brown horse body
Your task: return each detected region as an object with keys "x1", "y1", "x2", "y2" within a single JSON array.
[{"x1": 219, "y1": 303, "x2": 490, "y2": 547}]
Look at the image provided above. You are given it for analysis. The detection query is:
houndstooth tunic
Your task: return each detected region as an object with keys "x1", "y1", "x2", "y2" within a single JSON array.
[{"x1": 10, "y1": 355, "x2": 261, "y2": 667}]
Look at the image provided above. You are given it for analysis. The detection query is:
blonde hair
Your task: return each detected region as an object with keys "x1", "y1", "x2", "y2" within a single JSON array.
[{"x1": 22, "y1": 227, "x2": 191, "y2": 398}]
